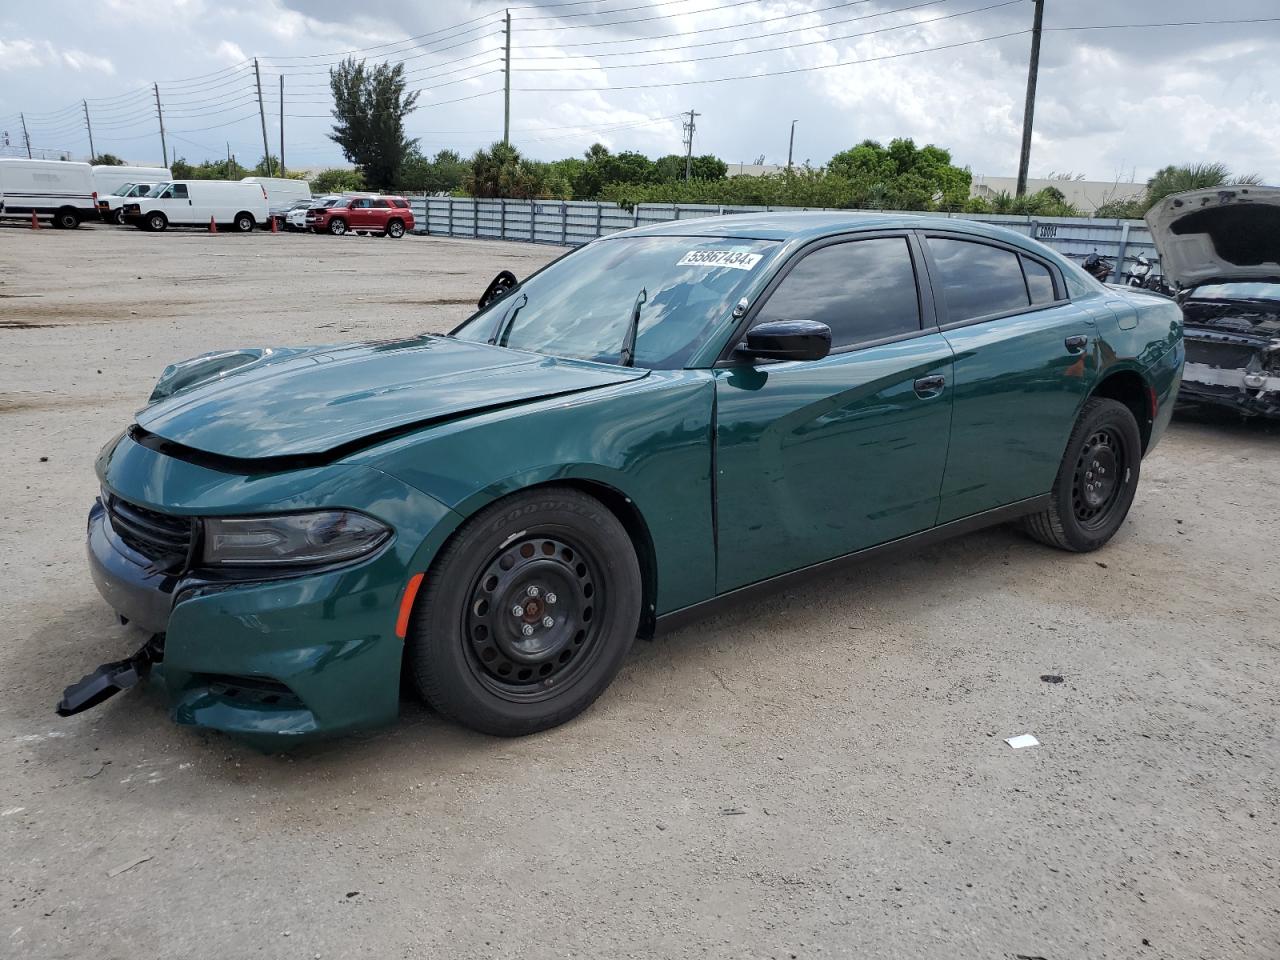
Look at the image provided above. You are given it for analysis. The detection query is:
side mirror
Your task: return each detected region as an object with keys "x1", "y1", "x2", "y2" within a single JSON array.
[
  {"x1": 737, "y1": 319, "x2": 831, "y2": 362},
  {"x1": 478, "y1": 270, "x2": 518, "y2": 309}
]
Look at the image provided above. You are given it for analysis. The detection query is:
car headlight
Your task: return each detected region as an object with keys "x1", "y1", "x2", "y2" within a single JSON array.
[{"x1": 201, "y1": 511, "x2": 390, "y2": 566}]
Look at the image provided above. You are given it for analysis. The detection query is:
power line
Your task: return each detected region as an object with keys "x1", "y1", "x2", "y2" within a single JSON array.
[
  {"x1": 1046, "y1": 15, "x2": 1280, "y2": 31},
  {"x1": 517, "y1": 28, "x2": 1031, "y2": 91},
  {"x1": 512, "y1": 0, "x2": 762, "y2": 31},
  {"x1": 512, "y1": 1, "x2": 1018, "y2": 72},
  {"x1": 515, "y1": 0, "x2": 898, "y2": 53}
]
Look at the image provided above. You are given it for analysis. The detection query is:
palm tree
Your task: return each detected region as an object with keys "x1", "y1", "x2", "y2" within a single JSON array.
[{"x1": 1145, "y1": 163, "x2": 1263, "y2": 206}]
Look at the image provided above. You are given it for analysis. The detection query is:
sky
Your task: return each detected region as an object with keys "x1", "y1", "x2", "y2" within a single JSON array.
[{"x1": 1, "y1": 0, "x2": 1277, "y2": 184}]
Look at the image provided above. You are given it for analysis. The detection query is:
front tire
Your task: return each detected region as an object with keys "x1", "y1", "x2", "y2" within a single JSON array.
[
  {"x1": 328, "y1": 218, "x2": 347, "y2": 236},
  {"x1": 408, "y1": 487, "x2": 642, "y2": 736},
  {"x1": 146, "y1": 212, "x2": 167, "y2": 232},
  {"x1": 1021, "y1": 397, "x2": 1142, "y2": 552},
  {"x1": 113, "y1": 208, "x2": 126, "y2": 225}
]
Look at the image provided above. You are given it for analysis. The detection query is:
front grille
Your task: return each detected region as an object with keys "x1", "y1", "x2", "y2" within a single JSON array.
[
  {"x1": 105, "y1": 494, "x2": 195, "y2": 570},
  {"x1": 1185, "y1": 338, "x2": 1260, "y2": 370}
]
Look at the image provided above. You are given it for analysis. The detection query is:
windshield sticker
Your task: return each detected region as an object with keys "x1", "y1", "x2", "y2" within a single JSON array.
[{"x1": 677, "y1": 249, "x2": 763, "y2": 271}]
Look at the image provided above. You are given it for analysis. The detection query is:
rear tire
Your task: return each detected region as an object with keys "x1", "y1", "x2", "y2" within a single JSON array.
[
  {"x1": 1021, "y1": 397, "x2": 1142, "y2": 552},
  {"x1": 328, "y1": 218, "x2": 347, "y2": 236},
  {"x1": 386, "y1": 219, "x2": 405, "y2": 239},
  {"x1": 233, "y1": 211, "x2": 255, "y2": 232},
  {"x1": 408, "y1": 487, "x2": 642, "y2": 736},
  {"x1": 54, "y1": 207, "x2": 80, "y2": 229}
]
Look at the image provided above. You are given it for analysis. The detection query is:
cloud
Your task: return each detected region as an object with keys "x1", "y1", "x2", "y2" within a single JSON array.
[
  {"x1": 0, "y1": 39, "x2": 113, "y2": 74},
  {"x1": 215, "y1": 40, "x2": 247, "y2": 64}
]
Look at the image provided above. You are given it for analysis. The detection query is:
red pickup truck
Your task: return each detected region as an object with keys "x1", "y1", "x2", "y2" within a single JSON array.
[{"x1": 306, "y1": 196, "x2": 414, "y2": 238}]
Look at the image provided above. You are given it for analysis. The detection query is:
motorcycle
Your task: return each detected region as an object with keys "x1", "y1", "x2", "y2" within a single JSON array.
[
  {"x1": 1124, "y1": 254, "x2": 1176, "y2": 296},
  {"x1": 1082, "y1": 252, "x2": 1114, "y2": 283}
]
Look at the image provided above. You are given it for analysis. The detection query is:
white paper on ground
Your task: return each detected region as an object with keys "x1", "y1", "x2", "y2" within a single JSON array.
[{"x1": 1005, "y1": 734, "x2": 1040, "y2": 749}]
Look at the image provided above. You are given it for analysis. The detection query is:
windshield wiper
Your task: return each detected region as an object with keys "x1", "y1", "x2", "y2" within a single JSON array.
[
  {"x1": 619, "y1": 287, "x2": 647, "y2": 367},
  {"x1": 488, "y1": 293, "x2": 528, "y2": 346}
]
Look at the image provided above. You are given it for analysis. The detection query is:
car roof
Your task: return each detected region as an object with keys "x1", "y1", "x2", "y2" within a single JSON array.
[{"x1": 618, "y1": 210, "x2": 1031, "y2": 246}]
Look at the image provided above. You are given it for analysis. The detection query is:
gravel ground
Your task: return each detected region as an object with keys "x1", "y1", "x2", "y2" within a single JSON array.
[{"x1": 1, "y1": 224, "x2": 1277, "y2": 960}]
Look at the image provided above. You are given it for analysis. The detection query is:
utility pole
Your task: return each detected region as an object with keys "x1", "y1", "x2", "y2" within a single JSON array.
[
  {"x1": 83, "y1": 100, "x2": 96, "y2": 161},
  {"x1": 787, "y1": 119, "x2": 798, "y2": 171},
  {"x1": 682, "y1": 108, "x2": 700, "y2": 180},
  {"x1": 227, "y1": 141, "x2": 233, "y2": 177},
  {"x1": 1016, "y1": 0, "x2": 1044, "y2": 197},
  {"x1": 279, "y1": 74, "x2": 285, "y2": 176},
  {"x1": 503, "y1": 9, "x2": 512, "y2": 146},
  {"x1": 153, "y1": 84, "x2": 167, "y2": 167},
  {"x1": 254, "y1": 59, "x2": 272, "y2": 176},
  {"x1": 20, "y1": 112, "x2": 32, "y2": 159}
]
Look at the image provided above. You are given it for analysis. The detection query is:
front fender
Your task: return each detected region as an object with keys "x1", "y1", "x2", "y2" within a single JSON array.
[{"x1": 348, "y1": 371, "x2": 717, "y2": 615}]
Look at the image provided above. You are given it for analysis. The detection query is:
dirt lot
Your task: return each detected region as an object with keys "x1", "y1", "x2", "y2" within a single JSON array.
[{"x1": 1, "y1": 223, "x2": 1277, "y2": 960}]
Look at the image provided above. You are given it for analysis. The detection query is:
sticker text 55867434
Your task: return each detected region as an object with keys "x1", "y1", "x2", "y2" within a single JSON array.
[{"x1": 676, "y1": 249, "x2": 764, "y2": 271}]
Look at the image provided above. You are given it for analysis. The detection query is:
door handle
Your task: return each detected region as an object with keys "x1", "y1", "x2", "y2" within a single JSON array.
[
  {"x1": 913, "y1": 374, "x2": 946, "y2": 398},
  {"x1": 1064, "y1": 334, "x2": 1088, "y2": 353}
]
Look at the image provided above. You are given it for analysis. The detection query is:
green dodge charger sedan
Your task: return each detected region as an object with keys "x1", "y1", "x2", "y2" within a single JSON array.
[{"x1": 59, "y1": 212, "x2": 1184, "y2": 740}]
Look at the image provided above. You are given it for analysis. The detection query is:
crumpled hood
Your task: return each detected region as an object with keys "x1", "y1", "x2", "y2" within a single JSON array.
[
  {"x1": 136, "y1": 335, "x2": 646, "y2": 461},
  {"x1": 1145, "y1": 186, "x2": 1280, "y2": 287}
]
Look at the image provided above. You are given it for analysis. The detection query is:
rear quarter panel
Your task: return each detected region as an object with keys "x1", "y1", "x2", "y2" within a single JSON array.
[{"x1": 1095, "y1": 288, "x2": 1184, "y2": 451}]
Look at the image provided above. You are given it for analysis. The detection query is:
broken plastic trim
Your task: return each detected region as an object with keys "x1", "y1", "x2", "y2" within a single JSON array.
[{"x1": 56, "y1": 634, "x2": 164, "y2": 717}]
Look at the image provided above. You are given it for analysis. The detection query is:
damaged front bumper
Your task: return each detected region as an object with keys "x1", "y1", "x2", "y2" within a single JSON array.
[
  {"x1": 1180, "y1": 328, "x2": 1280, "y2": 418},
  {"x1": 61, "y1": 435, "x2": 461, "y2": 739}
]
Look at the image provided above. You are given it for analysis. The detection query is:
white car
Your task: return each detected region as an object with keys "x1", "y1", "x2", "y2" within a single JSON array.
[
  {"x1": 289, "y1": 194, "x2": 347, "y2": 230},
  {"x1": 121, "y1": 179, "x2": 270, "y2": 232},
  {"x1": 242, "y1": 176, "x2": 312, "y2": 223}
]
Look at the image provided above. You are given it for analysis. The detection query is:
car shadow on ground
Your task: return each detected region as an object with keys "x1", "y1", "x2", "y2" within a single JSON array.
[
  {"x1": 16, "y1": 517, "x2": 1044, "y2": 797},
  {"x1": 1172, "y1": 403, "x2": 1278, "y2": 438}
]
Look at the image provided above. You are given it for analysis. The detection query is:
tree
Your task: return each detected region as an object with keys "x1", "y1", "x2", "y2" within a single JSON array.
[
  {"x1": 399, "y1": 148, "x2": 469, "y2": 193},
  {"x1": 1145, "y1": 162, "x2": 1262, "y2": 206},
  {"x1": 311, "y1": 168, "x2": 365, "y2": 193},
  {"x1": 827, "y1": 138, "x2": 971, "y2": 210},
  {"x1": 250, "y1": 155, "x2": 305, "y2": 179},
  {"x1": 90, "y1": 153, "x2": 125, "y2": 166},
  {"x1": 328, "y1": 57, "x2": 420, "y2": 190},
  {"x1": 464, "y1": 142, "x2": 548, "y2": 199},
  {"x1": 652, "y1": 154, "x2": 727, "y2": 183}
]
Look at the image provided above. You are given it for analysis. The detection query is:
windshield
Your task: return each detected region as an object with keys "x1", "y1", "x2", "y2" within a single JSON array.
[
  {"x1": 108, "y1": 182, "x2": 134, "y2": 197},
  {"x1": 452, "y1": 236, "x2": 779, "y2": 369},
  {"x1": 144, "y1": 182, "x2": 171, "y2": 198},
  {"x1": 1188, "y1": 281, "x2": 1280, "y2": 302}
]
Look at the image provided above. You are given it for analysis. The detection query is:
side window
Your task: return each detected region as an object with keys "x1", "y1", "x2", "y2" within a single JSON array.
[
  {"x1": 753, "y1": 237, "x2": 921, "y2": 349},
  {"x1": 392, "y1": 198, "x2": 409, "y2": 208},
  {"x1": 1022, "y1": 256, "x2": 1056, "y2": 304},
  {"x1": 171, "y1": 184, "x2": 189, "y2": 200},
  {"x1": 926, "y1": 237, "x2": 1030, "y2": 323},
  {"x1": 372, "y1": 198, "x2": 391, "y2": 208},
  {"x1": 353, "y1": 198, "x2": 372, "y2": 209}
]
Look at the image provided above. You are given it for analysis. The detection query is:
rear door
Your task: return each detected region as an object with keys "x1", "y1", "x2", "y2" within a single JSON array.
[
  {"x1": 919, "y1": 232, "x2": 1099, "y2": 522},
  {"x1": 714, "y1": 233, "x2": 955, "y2": 592},
  {"x1": 370, "y1": 198, "x2": 392, "y2": 231},
  {"x1": 348, "y1": 198, "x2": 375, "y2": 229}
]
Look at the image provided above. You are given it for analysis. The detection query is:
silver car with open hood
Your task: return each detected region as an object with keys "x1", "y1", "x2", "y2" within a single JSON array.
[{"x1": 1146, "y1": 186, "x2": 1280, "y2": 417}]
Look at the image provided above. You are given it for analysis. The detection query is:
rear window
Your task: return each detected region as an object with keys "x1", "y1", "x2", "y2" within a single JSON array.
[
  {"x1": 1022, "y1": 257, "x2": 1056, "y2": 304},
  {"x1": 927, "y1": 237, "x2": 1030, "y2": 322}
]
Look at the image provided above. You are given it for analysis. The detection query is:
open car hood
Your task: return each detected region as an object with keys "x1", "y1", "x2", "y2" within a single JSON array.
[
  {"x1": 1145, "y1": 186, "x2": 1280, "y2": 287},
  {"x1": 135, "y1": 335, "x2": 646, "y2": 462}
]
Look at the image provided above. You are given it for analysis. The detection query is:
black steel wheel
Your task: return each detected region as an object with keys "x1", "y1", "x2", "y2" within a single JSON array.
[
  {"x1": 408, "y1": 487, "x2": 642, "y2": 736},
  {"x1": 1022, "y1": 397, "x2": 1141, "y2": 552}
]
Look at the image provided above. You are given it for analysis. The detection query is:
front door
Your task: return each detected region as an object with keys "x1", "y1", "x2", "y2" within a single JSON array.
[
  {"x1": 714, "y1": 234, "x2": 955, "y2": 593},
  {"x1": 918, "y1": 233, "x2": 1100, "y2": 522},
  {"x1": 348, "y1": 198, "x2": 375, "y2": 229}
]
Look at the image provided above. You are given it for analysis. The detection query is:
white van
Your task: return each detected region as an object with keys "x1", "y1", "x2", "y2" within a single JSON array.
[
  {"x1": 92, "y1": 165, "x2": 170, "y2": 201},
  {"x1": 122, "y1": 180, "x2": 270, "y2": 232},
  {"x1": 242, "y1": 176, "x2": 311, "y2": 220},
  {"x1": 0, "y1": 158, "x2": 96, "y2": 228},
  {"x1": 96, "y1": 179, "x2": 171, "y2": 224}
]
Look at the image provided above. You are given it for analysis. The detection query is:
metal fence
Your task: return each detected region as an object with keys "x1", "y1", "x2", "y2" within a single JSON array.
[{"x1": 407, "y1": 196, "x2": 1157, "y2": 283}]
